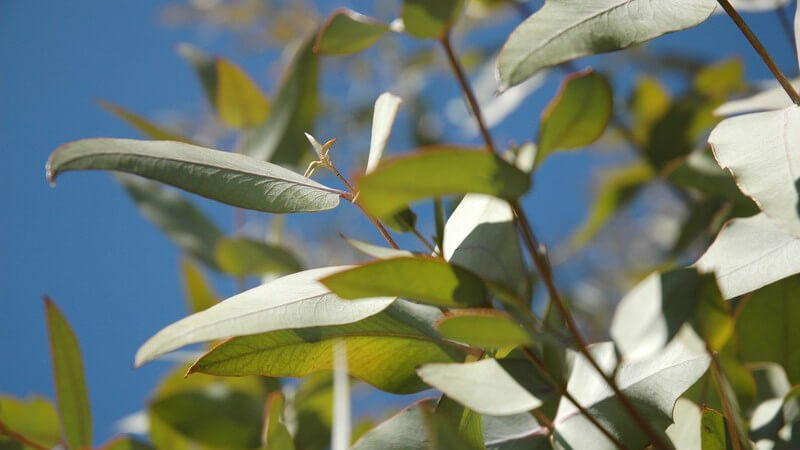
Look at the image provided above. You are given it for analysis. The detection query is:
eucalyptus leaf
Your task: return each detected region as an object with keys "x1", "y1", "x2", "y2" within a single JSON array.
[
  {"x1": 135, "y1": 266, "x2": 394, "y2": 366},
  {"x1": 700, "y1": 408, "x2": 729, "y2": 450},
  {"x1": 343, "y1": 236, "x2": 414, "y2": 259},
  {"x1": 188, "y1": 300, "x2": 467, "y2": 394},
  {"x1": 115, "y1": 173, "x2": 223, "y2": 270},
  {"x1": 714, "y1": 78, "x2": 800, "y2": 116},
  {"x1": 497, "y1": 0, "x2": 716, "y2": 89},
  {"x1": 47, "y1": 138, "x2": 343, "y2": 214},
  {"x1": 99, "y1": 100, "x2": 196, "y2": 144},
  {"x1": 366, "y1": 92, "x2": 403, "y2": 174},
  {"x1": 665, "y1": 399, "x2": 702, "y2": 450},
  {"x1": 435, "y1": 309, "x2": 532, "y2": 349},
  {"x1": 536, "y1": 70, "x2": 612, "y2": 165},
  {"x1": 401, "y1": 0, "x2": 464, "y2": 39},
  {"x1": 417, "y1": 359, "x2": 553, "y2": 416},
  {"x1": 0, "y1": 396, "x2": 61, "y2": 449},
  {"x1": 443, "y1": 194, "x2": 528, "y2": 299},
  {"x1": 314, "y1": 9, "x2": 390, "y2": 55},
  {"x1": 351, "y1": 399, "x2": 437, "y2": 449},
  {"x1": 182, "y1": 259, "x2": 218, "y2": 313},
  {"x1": 215, "y1": 58, "x2": 270, "y2": 128},
  {"x1": 708, "y1": 105, "x2": 800, "y2": 237},
  {"x1": 215, "y1": 236, "x2": 302, "y2": 277},
  {"x1": 696, "y1": 213, "x2": 800, "y2": 299},
  {"x1": 320, "y1": 257, "x2": 489, "y2": 308},
  {"x1": 241, "y1": 37, "x2": 319, "y2": 164},
  {"x1": 44, "y1": 298, "x2": 92, "y2": 450},
  {"x1": 421, "y1": 400, "x2": 484, "y2": 450},
  {"x1": 263, "y1": 392, "x2": 295, "y2": 450},
  {"x1": 357, "y1": 148, "x2": 530, "y2": 218}
]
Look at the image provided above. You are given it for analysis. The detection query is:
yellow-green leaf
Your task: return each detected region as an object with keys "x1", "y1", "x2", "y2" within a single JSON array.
[
  {"x1": 263, "y1": 392, "x2": 294, "y2": 450},
  {"x1": 99, "y1": 100, "x2": 196, "y2": 144},
  {"x1": 215, "y1": 236, "x2": 302, "y2": 277},
  {"x1": 357, "y1": 148, "x2": 530, "y2": 218},
  {"x1": 44, "y1": 298, "x2": 91, "y2": 450},
  {"x1": 536, "y1": 70, "x2": 612, "y2": 165},
  {"x1": 321, "y1": 257, "x2": 488, "y2": 308},
  {"x1": 401, "y1": 0, "x2": 464, "y2": 39},
  {"x1": 216, "y1": 58, "x2": 270, "y2": 128},
  {"x1": 181, "y1": 259, "x2": 218, "y2": 313},
  {"x1": 436, "y1": 309, "x2": 531, "y2": 348},
  {"x1": 0, "y1": 396, "x2": 62, "y2": 449}
]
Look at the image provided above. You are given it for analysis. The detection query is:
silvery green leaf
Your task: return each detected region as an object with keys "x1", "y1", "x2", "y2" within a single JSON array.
[
  {"x1": 366, "y1": 92, "x2": 403, "y2": 174},
  {"x1": 715, "y1": 78, "x2": 800, "y2": 116}
]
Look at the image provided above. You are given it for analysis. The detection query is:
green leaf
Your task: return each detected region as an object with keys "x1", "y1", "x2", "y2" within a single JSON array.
[
  {"x1": 264, "y1": 392, "x2": 294, "y2": 450},
  {"x1": 401, "y1": 0, "x2": 464, "y2": 39},
  {"x1": 343, "y1": 235, "x2": 414, "y2": 259},
  {"x1": 700, "y1": 408, "x2": 729, "y2": 450},
  {"x1": 177, "y1": 44, "x2": 218, "y2": 112},
  {"x1": 182, "y1": 259, "x2": 218, "y2": 313},
  {"x1": 569, "y1": 162, "x2": 653, "y2": 249},
  {"x1": 434, "y1": 397, "x2": 485, "y2": 450},
  {"x1": 0, "y1": 396, "x2": 61, "y2": 449},
  {"x1": 443, "y1": 194, "x2": 528, "y2": 300},
  {"x1": 552, "y1": 334, "x2": 710, "y2": 449},
  {"x1": 44, "y1": 298, "x2": 92, "y2": 449},
  {"x1": 357, "y1": 148, "x2": 530, "y2": 218},
  {"x1": 696, "y1": 213, "x2": 800, "y2": 299},
  {"x1": 314, "y1": 9, "x2": 389, "y2": 55},
  {"x1": 421, "y1": 400, "x2": 484, "y2": 450},
  {"x1": 241, "y1": 36, "x2": 319, "y2": 164},
  {"x1": 366, "y1": 92, "x2": 403, "y2": 174},
  {"x1": 709, "y1": 105, "x2": 800, "y2": 237},
  {"x1": 320, "y1": 257, "x2": 488, "y2": 308},
  {"x1": 667, "y1": 149, "x2": 756, "y2": 205},
  {"x1": 418, "y1": 358, "x2": 553, "y2": 416},
  {"x1": 497, "y1": 0, "x2": 715, "y2": 89},
  {"x1": 215, "y1": 236, "x2": 302, "y2": 277},
  {"x1": 135, "y1": 266, "x2": 394, "y2": 366},
  {"x1": 115, "y1": 174, "x2": 223, "y2": 270},
  {"x1": 99, "y1": 100, "x2": 196, "y2": 144},
  {"x1": 351, "y1": 399, "x2": 437, "y2": 449},
  {"x1": 150, "y1": 384, "x2": 264, "y2": 449},
  {"x1": 215, "y1": 58, "x2": 270, "y2": 128},
  {"x1": 189, "y1": 300, "x2": 468, "y2": 394},
  {"x1": 536, "y1": 70, "x2": 612, "y2": 165},
  {"x1": 610, "y1": 268, "x2": 732, "y2": 361},
  {"x1": 47, "y1": 138, "x2": 343, "y2": 214},
  {"x1": 644, "y1": 93, "x2": 717, "y2": 169},
  {"x1": 629, "y1": 76, "x2": 671, "y2": 145},
  {"x1": 735, "y1": 276, "x2": 800, "y2": 384},
  {"x1": 435, "y1": 309, "x2": 532, "y2": 349},
  {"x1": 694, "y1": 58, "x2": 745, "y2": 99},
  {"x1": 294, "y1": 373, "x2": 334, "y2": 450},
  {"x1": 382, "y1": 208, "x2": 418, "y2": 234}
]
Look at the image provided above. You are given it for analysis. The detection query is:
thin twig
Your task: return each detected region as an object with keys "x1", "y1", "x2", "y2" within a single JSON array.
[
  {"x1": 717, "y1": 0, "x2": 800, "y2": 105},
  {"x1": 522, "y1": 348, "x2": 631, "y2": 450},
  {"x1": 512, "y1": 202, "x2": 670, "y2": 450},
  {"x1": 438, "y1": 30, "x2": 669, "y2": 449},
  {"x1": 327, "y1": 162, "x2": 400, "y2": 249},
  {"x1": 411, "y1": 226, "x2": 437, "y2": 254},
  {"x1": 0, "y1": 421, "x2": 50, "y2": 450},
  {"x1": 708, "y1": 350, "x2": 744, "y2": 450}
]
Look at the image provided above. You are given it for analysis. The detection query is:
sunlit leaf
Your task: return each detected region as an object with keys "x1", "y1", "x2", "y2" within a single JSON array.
[
  {"x1": 99, "y1": 100, "x2": 196, "y2": 144},
  {"x1": 497, "y1": 0, "x2": 715, "y2": 89},
  {"x1": 215, "y1": 58, "x2": 270, "y2": 128},
  {"x1": 135, "y1": 266, "x2": 394, "y2": 366},
  {"x1": 314, "y1": 9, "x2": 389, "y2": 55},
  {"x1": 665, "y1": 399, "x2": 702, "y2": 450},
  {"x1": 700, "y1": 408, "x2": 729, "y2": 450},
  {"x1": 0, "y1": 396, "x2": 61, "y2": 449},
  {"x1": 401, "y1": 0, "x2": 464, "y2": 39},
  {"x1": 366, "y1": 92, "x2": 403, "y2": 174},
  {"x1": 321, "y1": 257, "x2": 488, "y2": 308},
  {"x1": 343, "y1": 235, "x2": 414, "y2": 259},
  {"x1": 708, "y1": 105, "x2": 800, "y2": 236},
  {"x1": 241, "y1": 37, "x2": 319, "y2": 165},
  {"x1": 181, "y1": 259, "x2": 218, "y2": 313},
  {"x1": 215, "y1": 236, "x2": 302, "y2": 277},
  {"x1": 696, "y1": 213, "x2": 800, "y2": 299},
  {"x1": 715, "y1": 78, "x2": 800, "y2": 116},
  {"x1": 421, "y1": 399, "x2": 484, "y2": 450},
  {"x1": 189, "y1": 300, "x2": 468, "y2": 394},
  {"x1": 435, "y1": 309, "x2": 532, "y2": 349},
  {"x1": 48, "y1": 138, "x2": 343, "y2": 214},
  {"x1": 443, "y1": 194, "x2": 528, "y2": 300},
  {"x1": 418, "y1": 359, "x2": 553, "y2": 416},
  {"x1": 536, "y1": 70, "x2": 612, "y2": 165},
  {"x1": 357, "y1": 148, "x2": 530, "y2": 218},
  {"x1": 693, "y1": 58, "x2": 745, "y2": 99},
  {"x1": 610, "y1": 268, "x2": 732, "y2": 361},
  {"x1": 351, "y1": 399, "x2": 437, "y2": 449},
  {"x1": 44, "y1": 298, "x2": 92, "y2": 449},
  {"x1": 629, "y1": 76, "x2": 671, "y2": 145},
  {"x1": 115, "y1": 174, "x2": 223, "y2": 270}
]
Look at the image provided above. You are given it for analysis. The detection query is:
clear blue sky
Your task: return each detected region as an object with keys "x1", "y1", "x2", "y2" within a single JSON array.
[{"x1": 1, "y1": 0, "x2": 797, "y2": 443}]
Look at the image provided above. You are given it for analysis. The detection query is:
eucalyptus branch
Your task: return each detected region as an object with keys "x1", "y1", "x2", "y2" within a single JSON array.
[
  {"x1": 410, "y1": 226, "x2": 437, "y2": 254},
  {"x1": 717, "y1": 0, "x2": 800, "y2": 105},
  {"x1": 522, "y1": 347, "x2": 632, "y2": 450},
  {"x1": 438, "y1": 31, "x2": 670, "y2": 450},
  {"x1": 708, "y1": 349, "x2": 744, "y2": 450}
]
